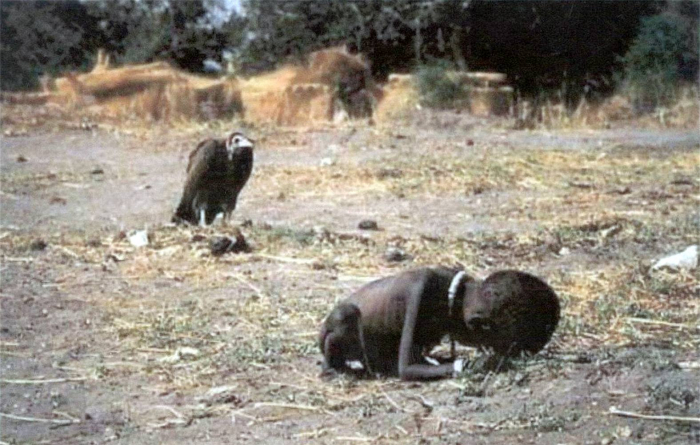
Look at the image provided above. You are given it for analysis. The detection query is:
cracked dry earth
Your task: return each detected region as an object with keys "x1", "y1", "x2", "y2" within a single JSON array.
[{"x1": 1, "y1": 116, "x2": 699, "y2": 444}]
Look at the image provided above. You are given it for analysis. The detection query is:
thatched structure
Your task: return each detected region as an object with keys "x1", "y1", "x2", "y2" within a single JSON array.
[
  {"x1": 0, "y1": 48, "x2": 520, "y2": 126},
  {"x1": 374, "y1": 74, "x2": 419, "y2": 123},
  {"x1": 53, "y1": 58, "x2": 242, "y2": 121},
  {"x1": 448, "y1": 71, "x2": 514, "y2": 116},
  {"x1": 240, "y1": 47, "x2": 378, "y2": 125},
  {"x1": 2, "y1": 50, "x2": 242, "y2": 122},
  {"x1": 376, "y1": 71, "x2": 515, "y2": 119}
]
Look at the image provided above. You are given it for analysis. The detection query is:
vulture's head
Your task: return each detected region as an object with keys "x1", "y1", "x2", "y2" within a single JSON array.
[{"x1": 225, "y1": 132, "x2": 254, "y2": 161}]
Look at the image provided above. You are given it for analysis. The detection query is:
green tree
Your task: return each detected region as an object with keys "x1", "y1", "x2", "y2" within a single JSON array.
[
  {"x1": 86, "y1": 0, "x2": 229, "y2": 71},
  {"x1": 238, "y1": 0, "x2": 470, "y2": 76},
  {"x1": 620, "y1": 14, "x2": 692, "y2": 110},
  {"x1": 0, "y1": 0, "x2": 98, "y2": 90}
]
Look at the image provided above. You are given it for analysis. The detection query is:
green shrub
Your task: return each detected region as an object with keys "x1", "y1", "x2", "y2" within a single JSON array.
[
  {"x1": 619, "y1": 14, "x2": 691, "y2": 111},
  {"x1": 415, "y1": 63, "x2": 468, "y2": 109}
]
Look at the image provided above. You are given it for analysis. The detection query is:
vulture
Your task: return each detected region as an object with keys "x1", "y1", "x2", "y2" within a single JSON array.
[{"x1": 173, "y1": 131, "x2": 254, "y2": 226}]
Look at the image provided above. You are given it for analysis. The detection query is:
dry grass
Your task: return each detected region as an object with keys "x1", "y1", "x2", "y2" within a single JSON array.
[
  {"x1": 241, "y1": 84, "x2": 334, "y2": 126},
  {"x1": 3, "y1": 138, "x2": 697, "y2": 373},
  {"x1": 1, "y1": 107, "x2": 698, "y2": 442},
  {"x1": 640, "y1": 86, "x2": 700, "y2": 129},
  {"x1": 517, "y1": 85, "x2": 700, "y2": 130},
  {"x1": 239, "y1": 48, "x2": 373, "y2": 125},
  {"x1": 3, "y1": 205, "x2": 697, "y2": 406},
  {"x1": 2, "y1": 47, "x2": 375, "y2": 128},
  {"x1": 47, "y1": 61, "x2": 244, "y2": 123},
  {"x1": 374, "y1": 76, "x2": 419, "y2": 124},
  {"x1": 3, "y1": 46, "x2": 696, "y2": 135},
  {"x1": 250, "y1": 147, "x2": 699, "y2": 213},
  {"x1": 6, "y1": 63, "x2": 694, "y2": 136}
]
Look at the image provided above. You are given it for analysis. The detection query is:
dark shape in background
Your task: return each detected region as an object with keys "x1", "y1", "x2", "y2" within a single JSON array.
[{"x1": 1, "y1": 0, "x2": 697, "y2": 107}]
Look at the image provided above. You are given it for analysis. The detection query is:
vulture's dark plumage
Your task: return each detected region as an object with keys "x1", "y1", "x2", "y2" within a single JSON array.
[{"x1": 173, "y1": 132, "x2": 254, "y2": 226}]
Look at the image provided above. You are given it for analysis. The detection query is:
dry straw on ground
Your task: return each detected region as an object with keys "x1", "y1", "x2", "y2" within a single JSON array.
[
  {"x1": 2, "y1": 47, "x2": 377, "y2": 127},
  {"x1": 3, "y1": 46, "x2": 696, "y2": 131},
  {"x1": 240, "y1": 47, "x2": 376, "y2": 125},
  {"x1": 515, "y1": 85, "x2": 700, "y2": 130},
  {"x1": 1, "y1": 112, "x2": 698, "y2": 441},
  {"x1": 47, "y1": 55, "x2": 243, "y2": 122}
]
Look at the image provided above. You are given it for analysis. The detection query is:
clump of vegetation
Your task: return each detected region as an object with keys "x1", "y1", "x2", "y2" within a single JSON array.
[
  {"x1": 415, "y1": 63, "x2": 468, "y2": 109},
  {"x1": 618, "y1": 14, "x2": 694, "y2": 112}
]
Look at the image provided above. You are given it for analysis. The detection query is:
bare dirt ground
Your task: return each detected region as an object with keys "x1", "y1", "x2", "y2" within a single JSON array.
[{"x1": 1, "y1": 108, "x2": 699, "y2": 444}]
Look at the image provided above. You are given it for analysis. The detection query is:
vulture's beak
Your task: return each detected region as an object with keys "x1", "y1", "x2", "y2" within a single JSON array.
[{"x1": 241, "y1": 137, "x2": 255, "y2": 149}]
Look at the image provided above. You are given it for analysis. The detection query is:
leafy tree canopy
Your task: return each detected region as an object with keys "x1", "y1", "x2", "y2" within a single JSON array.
[{"x1": 1, "y1": 0, "x2": 697, "y2": 102}]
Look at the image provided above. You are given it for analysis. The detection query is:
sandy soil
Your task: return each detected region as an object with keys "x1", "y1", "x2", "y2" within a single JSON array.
[{"x1": 1, "y1": 115, "x2": 698, "y2": 444}]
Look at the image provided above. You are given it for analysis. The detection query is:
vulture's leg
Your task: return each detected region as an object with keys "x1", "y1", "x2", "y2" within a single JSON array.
[{"x1": 199, "y1": 209, "x2": 207, "y2": 227}]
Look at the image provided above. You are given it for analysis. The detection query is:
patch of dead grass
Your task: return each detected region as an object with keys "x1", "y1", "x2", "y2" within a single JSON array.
[{"x1": 2, "y1": 117, "x2": 698, "y2": 441}]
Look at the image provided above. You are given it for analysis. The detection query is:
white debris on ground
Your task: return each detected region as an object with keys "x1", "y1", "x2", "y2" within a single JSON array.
[
  {"x1": 345, "y1": 360, "x2": 365, "y2": 370},
  {"x1": 127, "y1": 229, "x2": 149, "y2": 247},
  {"x1": 159, "y1": 347, "x2": 201, "y2": 363},
  {"x1": 651, "y1": 245, "x2": 698, "y2": 271}
]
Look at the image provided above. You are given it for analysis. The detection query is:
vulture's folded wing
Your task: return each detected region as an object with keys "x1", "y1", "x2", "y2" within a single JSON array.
[
  {"x1": 179, "y1": 139, "x2": 218, "y2": 209},
  {"x1": 187, "y1": 139, "x2": 214, "y2": 173}
]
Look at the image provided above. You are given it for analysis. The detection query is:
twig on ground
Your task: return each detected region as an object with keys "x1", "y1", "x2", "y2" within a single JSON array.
[
  {"x1": 137, "y1": 347, "x2": 173, "y2": 354},
  {"x1": 102, "y1": 361, "x2": 145, "y2": 369},
  {"x1": 609, "y1": 407, "x2": 700, "y2": 423},
  {"x1": 55, "y1": 246, "x2": 80, "y2": 259},
  {"x1": 405, "y1": 393, "x2": 434, "y2": 411},
  {"x1": 53, "y1": 411, "x2": 81, "y2": 422},
  {"x1": 149, "y1": 405, "x2": 186, "y2": 419},
  {"x1": 0, "y1": 351, "x2": 27, "y2": 357},
  {"x1": 255, "y1": 254, "x2": 317, "y2": 264},
  {"x1": 268, "y1": 381, "x2": 312, "y2": 391},
  {"x1": 2, "y1": 257, "x2": 33, "y2": 263},
  {"x1": 0, "y1": 412, "x2": 78, "y2": 425},
  {"x1": 144, "y1": 405, "x2": 190, "y2": 429},
  {"x1": 253, "y1": 402, "x2": 320, "y2": 412},
  {"x1": 293, "y1": 428, "x2": 329, "y2": 439},
  {"x1": 625, "y1": 318, "x2": 695, "y2": 330},
  {"x1": 381, "y1": 389, "x2": 411, "y2": 413},
  {"x1": 333, "y1": 436, "x2": 378, "y2": 442},
  {"x1": 678, "y1": 361, "x2": 700, "y2": 370},
  {"x1": 1, "y1": 377, "x2": 87, "y2": 385},
  {"x1": 395, "y1": 424, "x2": 409, "y2": 435},
  {"x1": 327, "y1": 394, "x2": 368, "y2": 404},
  {"x1": 231, "y1": 409, "x2": 258, "y2": 422},
  {"x1": 434, "y1": 418, "x2": 443, "y2": 434},
  {"x1": 223, "y1": 272, "x2": 268, "y2": 300},
  {"x1": 148, "y1": 418, "x2": 188, "y2": 429}
]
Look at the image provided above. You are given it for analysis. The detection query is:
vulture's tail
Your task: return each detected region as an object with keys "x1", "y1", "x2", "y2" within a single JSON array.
[{"x1": 172, "y1": 200, "x2": 197, "y2": 225}]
